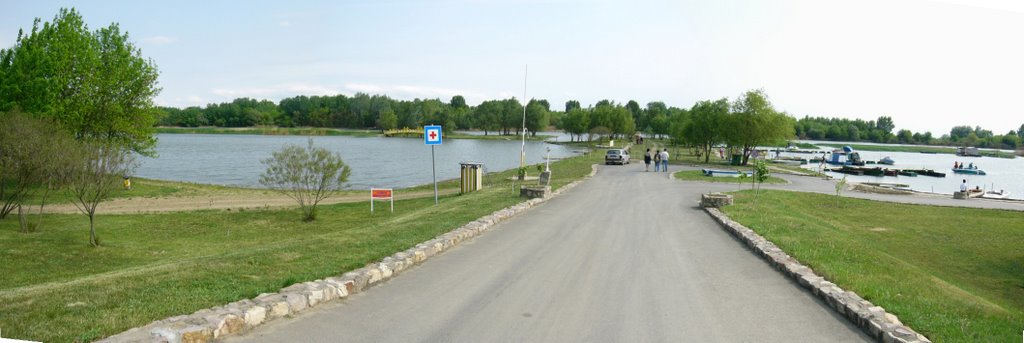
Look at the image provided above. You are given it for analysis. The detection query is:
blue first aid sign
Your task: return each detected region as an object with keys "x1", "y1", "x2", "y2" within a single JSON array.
[{"x1": 424, "y1": 125, "x2": 442, "y2": 145}]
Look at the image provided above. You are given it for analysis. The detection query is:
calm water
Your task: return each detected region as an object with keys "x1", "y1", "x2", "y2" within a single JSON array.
[
  {"x1": 136, "y1": 134, "x2": 581, "y2": 189},
  {"x1": 784, "y1": 143, "x2": 1024, "y2": 200}
]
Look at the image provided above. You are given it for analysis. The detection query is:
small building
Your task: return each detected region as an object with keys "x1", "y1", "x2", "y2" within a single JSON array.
[{"x1": 956, "y1": 146, "x2": 980, "y2": 157}]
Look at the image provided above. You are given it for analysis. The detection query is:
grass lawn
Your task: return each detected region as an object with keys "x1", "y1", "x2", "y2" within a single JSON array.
[
  {"x1": 0, "y1": 150, "x2": 600, "y2": 342},
  {"x1": 721, "y1": 190, "x2": 1023, "y2": 342},
  {"x1": 673, "y1": 170, "x2": 787, "y2": 184}
]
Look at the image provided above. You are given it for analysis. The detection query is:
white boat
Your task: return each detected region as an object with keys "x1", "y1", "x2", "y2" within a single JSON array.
[
  {"x1": 701, "y1": 169, "x2": 752, "y2": 177},
  {"x1": 980, "y1": 190, "x2": 1011, "y2": 199}
]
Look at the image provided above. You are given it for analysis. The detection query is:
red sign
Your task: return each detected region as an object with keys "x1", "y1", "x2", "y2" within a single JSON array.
[{"x1": 372, "y1": 189, "x2": 392, "y2": 199}]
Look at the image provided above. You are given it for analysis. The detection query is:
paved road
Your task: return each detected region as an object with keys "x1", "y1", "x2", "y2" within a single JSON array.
[{"x1": 227, "y1": 164, "x2": 870, "y2": 343}]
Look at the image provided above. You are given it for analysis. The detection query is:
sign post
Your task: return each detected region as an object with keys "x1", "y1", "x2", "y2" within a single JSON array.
[
  {"x1": 370, "y1": 188, "x2": 393, "y2": 213},
  {"x1": 424, "y1": 125, "x2": 442, "y2": 205}
]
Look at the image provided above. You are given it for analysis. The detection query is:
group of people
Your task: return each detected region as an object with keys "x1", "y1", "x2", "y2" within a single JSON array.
[
  {"x1": 644, "y1": 148, "x2": 670, "y2": 172},
  {"x1": 953, "y1": 161, "x2": 978, "y2": 169}
]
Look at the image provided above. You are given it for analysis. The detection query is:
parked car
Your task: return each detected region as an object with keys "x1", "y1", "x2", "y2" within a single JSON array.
[{"x1": 605, "y1": 149, "x2": 630, "y2": 165}]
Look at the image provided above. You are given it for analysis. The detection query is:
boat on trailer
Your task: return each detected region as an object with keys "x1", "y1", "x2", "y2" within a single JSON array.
[{"x1": 980, "y1": 190, "x2": 1010, "y2": 199}]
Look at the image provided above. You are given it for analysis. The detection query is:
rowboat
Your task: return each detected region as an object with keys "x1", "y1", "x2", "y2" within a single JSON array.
[
  {"x1": 701, "y1": 169, "x2": 752, "y2": 177},
  {"x1": 952, "y1": 168, "x2": 986, "y2": 175}
]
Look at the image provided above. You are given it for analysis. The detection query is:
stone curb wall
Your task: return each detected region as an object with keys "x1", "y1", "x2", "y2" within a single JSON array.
[
  {"x1": 703, "y1": 207, "x2": 931, "y2": 343},
  {"x1": 100, "y1": 165, "x2": 599, "y2": 343}
]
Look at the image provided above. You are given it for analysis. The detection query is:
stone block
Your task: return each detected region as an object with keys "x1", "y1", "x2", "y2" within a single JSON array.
[
  {"x1": 283, "y1": 293, "x2": 308, "y2": 313},
  {"x1": 243, "y1": 305, "x2": 267, "y2": 327},
  {"x1": 520, "y1": 186, "x2": 551, "y2": 199},
  {"x1": 700, "y1": 193, "x2": 734, "y2": 208},
  {"x1": 210, "y1": 314, "x2": 244, "y2": 338}
]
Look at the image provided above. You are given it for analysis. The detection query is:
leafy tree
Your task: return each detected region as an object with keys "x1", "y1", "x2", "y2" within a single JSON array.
[
  {"x1": 897, "y1": 129, "x2": 914, "y2": 144},
  {"x1": 753, "y1": 159, "x2": 770, "y2": 199},
  {"x1": 875, "y1": 116, "x2": 895, "y2": 137},
  {"x1": 561, "y1": 108, "x2": 590, "y2": 142},
  {"x1": 565, "y1": 100, "x2": 581, "y2": 112},
  {"x1": 680, "y1": 98, "x2": 729, "y2": 163},
  {"x1": 525, "y1": 99, "x2": 550, "y2": 136},
  {"x1": 1019, "y1": 124, "x2": 1024, "y2": 140},
  {"x1": 950, "y1": 125, "x2": 973, "y2": 141},
  {"x1": 259, "y1": 139, "x2": 351, "y2": 222},
  {"x1": 0, "y1": 8, "x2": 161, "y2": 154},
  {"x1": 66, "y1": 141, "x2": 137, "y2": 246},
  {"x1": 376, "y1": 108, "x2": 398, "y2": 132},
  {"x1": 725, "y1": 89, "x2": 795, "y2": 165},
  {"x1": 450, "y1": 95, "x2": 467, "y2": 109},
  {"x1": 0, "y1": 112, "x2": 75, "y2": 225}
]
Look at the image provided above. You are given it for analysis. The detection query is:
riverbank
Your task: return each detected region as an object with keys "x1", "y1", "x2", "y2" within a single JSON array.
[
  {"x1": 0, "y1": 150, "x2": 602, "y2": 342},
  {"x1": 721, "y1": 190, "x2": 1023, "y2": 342}
]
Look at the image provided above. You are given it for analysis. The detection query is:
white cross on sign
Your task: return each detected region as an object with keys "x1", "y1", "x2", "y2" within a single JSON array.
[{"x1": 424, "y1": 125, "x2": 442, "y2": 145}]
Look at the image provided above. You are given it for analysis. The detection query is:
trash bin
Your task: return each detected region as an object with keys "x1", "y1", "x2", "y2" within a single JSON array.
[
  {"x1": 730, "y1": 154, "x2": 743, "y2": 166},
  {"x1": 460, "y1": 162, "x2": 484, "y2": 194}
]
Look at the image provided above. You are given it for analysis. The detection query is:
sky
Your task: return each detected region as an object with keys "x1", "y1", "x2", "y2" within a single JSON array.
[{"x1": 2, "y1": 0, "x2": 1023, "y2": 135}]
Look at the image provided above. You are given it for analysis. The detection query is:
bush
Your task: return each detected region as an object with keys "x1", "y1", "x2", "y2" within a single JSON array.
[{"x1": 259, "y1": 139, "x2": 351, "y2": 221}]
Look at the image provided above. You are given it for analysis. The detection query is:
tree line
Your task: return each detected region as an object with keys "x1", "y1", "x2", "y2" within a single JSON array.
[{"x1": 796, "y1": 117, "x2": 1023, "y2": 150}]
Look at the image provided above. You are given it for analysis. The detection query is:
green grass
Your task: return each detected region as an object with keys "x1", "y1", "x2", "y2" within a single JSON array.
[
  {"x1": 673, "y1": 170, "x2": 786, "y2": 184},
  {"x1": 721, "y1": 190, "x2": 1023, "y2": 342},
  {"x1": 816, "y1": 143, "x2": 1016, "y2": 158},
  {"x1": 0, "y1": 151, "x2": 601, "y2": 342}
]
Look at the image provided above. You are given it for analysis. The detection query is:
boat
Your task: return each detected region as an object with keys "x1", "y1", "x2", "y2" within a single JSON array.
[
  {"x1": 952, "y1": 168, "x2": 986, "y2": 175},
  {"x1": 905, "y1": 169, "x2": 946, "y2": 177},
  {"x1": 980, "y1": 190, "x2": 1011, "y2": 199},
  {"x1": 882, "y1": 169, "x2": 898, "y2": 177},
  {"x1": 701, "y1": 169, "x2": 752, "y2": 177},
  {"x1": 838, "y1": 166, "x2": 883, "y2": 176},
  {"x1": 897, "y1": 170, "x2": 917, "y2": 177},
  {"x1": 967, "y1": 188, "x2": 984, "y2": 198},
  {"x1": 878, "y1": 156, "x2": 895, "y2": 165}
]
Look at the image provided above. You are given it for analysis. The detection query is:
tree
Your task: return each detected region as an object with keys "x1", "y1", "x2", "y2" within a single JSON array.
[
  {"x1": 680, "y1": 98, "x2": 729, "y2": 163},
  {"x1": 376, "y1": 108, "x2": 397, "y2": 132},
  {"x1": 525, "y1": 99, "x2": 550, "y2": 136},
  {"x1": 897, "y1": 129, "x2": 914, "y2": 144},
  {"x1": 875, "y1": 116, "x2": 895, "y2": 139},
  {"x1": 66, "y1": 141, "x2": 136, "y2": 246},
  {"x1": 950, "y1": 125, "x2": 973, "y2": 141},
  {"x1": 450, "y1": 95, "x2": 467, "y2": 109},
  {"x1": 259, "y1": 139, "x2": 351, "y2": 222},
  {"x1": 725, "y1": 89, "x2": 795, "y2": 165},
  {"x1": 0, "y1": 112, "x2": 76, "y2": 232},
  {"x1": 565, "y1": 100, "x2": 581, "y2": 112},
  {"x1": 561, "y1": 108, "x2": 589, "y2": 142},
  {"x1": 0, "y1": 8, "x2": 161, "y2": 154},
  {"x1": 1019, "y1": 124, "x2": 1024, "y2": 140}
]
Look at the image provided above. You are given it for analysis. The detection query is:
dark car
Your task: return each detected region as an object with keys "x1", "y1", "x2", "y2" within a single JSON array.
[{"x1": 605, "y1": 149, "x2": 630, "y2": 165}]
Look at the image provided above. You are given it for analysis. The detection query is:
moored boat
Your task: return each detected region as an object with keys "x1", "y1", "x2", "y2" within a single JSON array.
[
  {"x1": 897, "y1": 170, "x2": 917, "y2": 177},
  {"x1": 952, "y1": 168, "x2": 986, "y2": 175},
  {"x1": 905, "y1": 169, "x2": 946, "y2": 177},
  {"x1": 878, "y1": 156, "x2": 895, "y2": 165}
]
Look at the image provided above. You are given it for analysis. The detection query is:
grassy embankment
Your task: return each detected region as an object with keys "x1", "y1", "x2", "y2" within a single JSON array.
[
  {"x1": 722, "y1": 190, "x2": 1023, "y2": 342},
  {"x1": 0, "y1": 149, "x2": 601, "y2": 342},
  {"x1": 816, "y1": 143, "x2": 1016, "y2": 159}
]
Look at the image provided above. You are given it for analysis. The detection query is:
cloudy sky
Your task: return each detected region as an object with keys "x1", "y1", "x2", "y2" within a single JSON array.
[{"x1": 2, "y1": 0, "x2": 1023, "y2": 135}]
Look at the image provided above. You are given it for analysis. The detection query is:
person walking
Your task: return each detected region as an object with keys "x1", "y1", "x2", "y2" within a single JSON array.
[
  {"x1": 653, "y1": 148, "x2": 662, "y2": 171},
  {"x1": 660, "y1": 149, "x2": 670, "y2": 172},
  {"x1": 644, "y1": 148, "x2": 653, "y2": 172}
]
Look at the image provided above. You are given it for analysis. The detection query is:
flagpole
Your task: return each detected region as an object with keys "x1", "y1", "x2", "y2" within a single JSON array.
[{"x1": 520, "y1": 64, "x2": 528, "y2": 169}]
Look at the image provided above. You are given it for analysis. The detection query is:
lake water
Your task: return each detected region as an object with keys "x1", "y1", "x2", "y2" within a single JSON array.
[
  {"x1": 781, "y1": 143, "x2": 1024, "y2": 200},
  {"x1": 136, "y1": 134, "x2": 582, "y2": 189}
]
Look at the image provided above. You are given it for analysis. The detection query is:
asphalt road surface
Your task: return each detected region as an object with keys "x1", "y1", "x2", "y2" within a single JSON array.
[{"x1": 227, "y1": 164, "x2": 872, "y2": 343}]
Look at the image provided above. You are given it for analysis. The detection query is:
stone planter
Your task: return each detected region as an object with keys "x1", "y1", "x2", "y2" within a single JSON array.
[
  {"x1": 701, "y1": 193, "x2": 733, "y2": 208},
  {"x1": 521, "y1": 186, "x2": 551, "y2": 199}
]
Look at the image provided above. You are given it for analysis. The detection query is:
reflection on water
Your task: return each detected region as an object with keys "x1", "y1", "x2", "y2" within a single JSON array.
[{"x1": 137, "y1": 134, "x2": 581, "y2": 189}]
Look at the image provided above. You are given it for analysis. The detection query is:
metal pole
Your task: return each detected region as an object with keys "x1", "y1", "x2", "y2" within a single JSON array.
[
  {"x1": 520, "y1": 64, "x2": 528, "y2": 169},
  {"x1": 432, "y1": 145, "x2": 438, "y2": 205}
]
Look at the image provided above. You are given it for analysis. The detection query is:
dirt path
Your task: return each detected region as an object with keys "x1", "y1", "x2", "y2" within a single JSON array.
[{"x1": 45, "y1": 189, "x2": 460, "y2": 215}]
